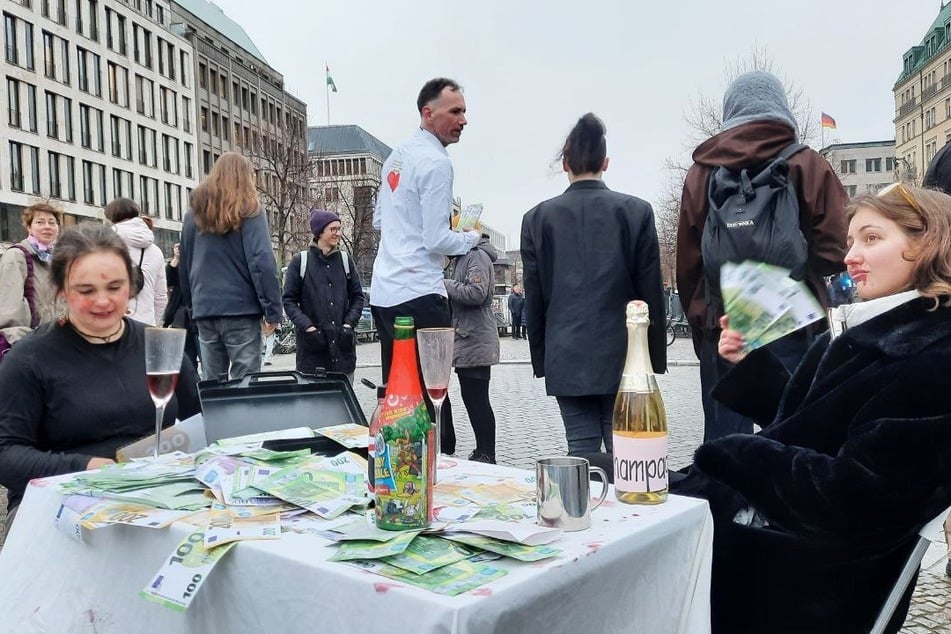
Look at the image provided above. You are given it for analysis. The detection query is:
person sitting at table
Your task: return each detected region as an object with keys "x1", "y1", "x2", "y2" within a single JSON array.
[
  {"x1": 672, "y1": 183, "x2": 951, "y2": 633},
  {"x1": 0, "y1": 223, "x2": 201, "y2": 534}
]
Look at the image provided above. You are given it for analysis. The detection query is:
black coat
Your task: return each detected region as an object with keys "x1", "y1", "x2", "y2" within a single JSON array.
[
  {"x1": 520, "y1": 180, "x2": 667, "y2": 396},
  {"x1": 282, "y1": 247, "x2": 364, "y2": 375},
  {"x1": 673, "y1": 297, "x2": 951, "y2": 633}
]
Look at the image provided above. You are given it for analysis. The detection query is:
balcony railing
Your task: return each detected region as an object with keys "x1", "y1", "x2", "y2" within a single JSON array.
[
  {"x1": 899, "y1": 99, "x2": 919, "y2": 117},
  {"x1": 923, "y1": 84, "x2": 939, "y2": 100}
]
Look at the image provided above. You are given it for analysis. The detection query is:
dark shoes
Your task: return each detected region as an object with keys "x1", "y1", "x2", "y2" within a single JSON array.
[{"x1": 468, "y1": 451, "x2": 496, "y2": 464}]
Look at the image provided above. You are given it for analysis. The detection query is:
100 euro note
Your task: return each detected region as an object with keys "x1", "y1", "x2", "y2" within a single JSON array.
[
  {"x1": 348, "y1": 558, "x2": 507, "y2": 597},
  {"x1": 142, "y1": 529, "x2": 236, "y2": 612},
  {"x1": 721, "y1": 261, "x2": 823, "y2": 351}
]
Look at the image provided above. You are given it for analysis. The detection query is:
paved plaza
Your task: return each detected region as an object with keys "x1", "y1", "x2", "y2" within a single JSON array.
[{"x1": 1, "y1": 334, "x2": 947, "y2": 631}]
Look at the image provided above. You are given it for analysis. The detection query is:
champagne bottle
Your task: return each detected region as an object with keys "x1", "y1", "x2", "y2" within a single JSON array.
[
  {"x1": 613, "y1": 300, "x2": 668, "y2": 504},
  {"x1": 373, "y1": 317, "x2": 432, "y2": 530}
]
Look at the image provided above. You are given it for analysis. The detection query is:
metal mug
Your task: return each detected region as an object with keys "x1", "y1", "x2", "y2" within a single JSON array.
[{"x1": 536, "y1": 456, "x2": 609, "y2": 532}]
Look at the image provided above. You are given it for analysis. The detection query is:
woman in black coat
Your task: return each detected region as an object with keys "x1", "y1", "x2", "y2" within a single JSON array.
[
  {"x1": 520, "y1": 113, "x2": 666, "y2": 455},
  {"x1": 674, "y1": 183, "x2": 951, "y2": 633},
  {"x1": 282, "y1": 210, "x2": 364, "y2": 380}
]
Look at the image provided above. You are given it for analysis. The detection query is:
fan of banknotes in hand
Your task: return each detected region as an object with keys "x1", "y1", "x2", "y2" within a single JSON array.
[{"x1": 720, "y1": 261, "x2": 824, "y2": 351}]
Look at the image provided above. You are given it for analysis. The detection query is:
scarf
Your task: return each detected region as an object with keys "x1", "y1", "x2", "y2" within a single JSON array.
[{"x1": 26, "y1": 235, "x2": 53, "y2": 263}]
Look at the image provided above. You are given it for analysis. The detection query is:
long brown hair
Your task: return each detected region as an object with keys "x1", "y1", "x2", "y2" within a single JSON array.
[
  {"x1": 189, "y1": 152, "x2": 260, "y2": 234},
  {"x1": 848, "y1": 184, "x2": 951, "y2": 305}
]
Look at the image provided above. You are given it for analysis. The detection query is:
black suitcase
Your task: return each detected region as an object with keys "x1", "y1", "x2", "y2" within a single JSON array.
[{"x1": 198, "y1": 370, "x2": 368, "y2": 453}]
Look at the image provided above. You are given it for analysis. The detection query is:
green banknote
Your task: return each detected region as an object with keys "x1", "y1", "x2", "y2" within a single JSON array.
[{"x1": 141, "y1": 530, "x2": 236, "y2": 612}]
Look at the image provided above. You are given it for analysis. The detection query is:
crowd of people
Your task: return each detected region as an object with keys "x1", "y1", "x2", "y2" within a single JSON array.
[{"x1": 1, "y1": 71, "x2": 950, "y2": 632}]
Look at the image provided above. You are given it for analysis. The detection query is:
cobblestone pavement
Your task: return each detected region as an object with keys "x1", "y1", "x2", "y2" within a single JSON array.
[{"x1": 1, "y1": 334, "x2": 947, "y2": 630}]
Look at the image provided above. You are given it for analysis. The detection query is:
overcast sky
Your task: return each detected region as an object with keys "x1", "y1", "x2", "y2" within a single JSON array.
[{"x1": 211, "y1": 0, "x2": 941, "y2": 248}]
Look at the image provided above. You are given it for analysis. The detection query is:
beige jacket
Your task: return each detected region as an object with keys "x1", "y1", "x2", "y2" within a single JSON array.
[{"x1": 0, "y1": 240, "x2": 63, "y2": 344}]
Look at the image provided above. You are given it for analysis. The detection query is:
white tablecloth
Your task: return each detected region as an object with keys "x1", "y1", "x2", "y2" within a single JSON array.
[{"x1": 0, "y1": 459, "x2": 712, "y2": 633}]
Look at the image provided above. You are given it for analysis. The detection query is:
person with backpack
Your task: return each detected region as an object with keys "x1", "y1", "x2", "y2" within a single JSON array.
[
  {"x1": 676, "y1": 70, "x2": 848, "y2": 442},
  {"x1": 0, "y1": 203, "x2": 65, "y2": 358},
  {"x1": 104, "y1": 198, "x2": 167, "y2": 326},
  {"x1": 282, "y1": 209, "x2": 365, "y2": 382}
]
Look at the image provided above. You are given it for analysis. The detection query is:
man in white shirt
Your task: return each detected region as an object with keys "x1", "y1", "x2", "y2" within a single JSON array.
[{"x1": 370, "y1": 77, "x2": 480, "y2": 455}]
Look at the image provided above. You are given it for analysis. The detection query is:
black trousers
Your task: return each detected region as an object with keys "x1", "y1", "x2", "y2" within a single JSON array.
[
  {"x1": 372, "y1": 294, "x2": 456, "y2": 454},
  {"x1": 456, "y1": 367, "x2": 495, "y2": 459},
  {"x1": 511, "y1": 314, "x2": 523, "y2": 338}
]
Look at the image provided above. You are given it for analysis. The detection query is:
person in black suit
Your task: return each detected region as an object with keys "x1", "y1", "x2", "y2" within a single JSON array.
[{"x1": 520, "y1": 113, "x2": 667, "y2": 456}]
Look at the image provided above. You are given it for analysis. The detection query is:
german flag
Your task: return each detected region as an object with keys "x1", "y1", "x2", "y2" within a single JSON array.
[{"x1": 821, "y1": 112, "x2": 837, "y2": 129}]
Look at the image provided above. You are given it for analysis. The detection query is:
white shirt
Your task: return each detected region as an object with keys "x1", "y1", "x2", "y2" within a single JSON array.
[{"x1": 370, "y1": 128, "x2": 479, "y2": 308}]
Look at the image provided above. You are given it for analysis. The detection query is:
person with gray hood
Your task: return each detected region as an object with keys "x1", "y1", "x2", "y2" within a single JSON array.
[
  {"x1": 105, "y1": 198, "x2": 167, "y2": 326},
  {"x1": 676, "y1": 70, "x2": 848, "y2": 442},
  {"x1": 444, "y1": 234, "x2": 500, "y2": 463}
]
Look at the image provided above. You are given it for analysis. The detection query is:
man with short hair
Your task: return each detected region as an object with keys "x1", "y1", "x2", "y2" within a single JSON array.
[
  {"x1": 508, "y1": 285, "x2": 525, "y2": 339},
  {"x1": 370, "y1": 77, "x2": 481, "y2": 455}
]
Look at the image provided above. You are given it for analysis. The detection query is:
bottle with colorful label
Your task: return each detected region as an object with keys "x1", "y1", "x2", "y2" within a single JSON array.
[
  {"x1": 367, "y1": 383, "x2": 386, "y2": 495},
  {"x1": 612, "y1": 300, "x2": 668, "y2": 504},
  {"x1": 373, "y1": 317, "x2": 432, "y2": 529}
]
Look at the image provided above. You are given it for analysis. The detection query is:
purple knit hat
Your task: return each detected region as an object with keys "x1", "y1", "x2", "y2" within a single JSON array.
[{"x1": 309, "y1": 208, "x2": 340, "y2": 237}]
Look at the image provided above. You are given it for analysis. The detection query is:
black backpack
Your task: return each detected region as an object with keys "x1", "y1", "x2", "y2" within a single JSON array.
[
  {"x1": 132, "y1": 248, "x2": 146, "y2": 296},
  {"x1": 701, "y1": 142, "x2": 809, "y2": 316}
]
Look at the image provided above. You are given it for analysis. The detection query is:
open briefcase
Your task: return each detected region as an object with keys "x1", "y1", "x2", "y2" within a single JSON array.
[{"x1": 198, "y1": 370, "x2": 368, "y2": 452}]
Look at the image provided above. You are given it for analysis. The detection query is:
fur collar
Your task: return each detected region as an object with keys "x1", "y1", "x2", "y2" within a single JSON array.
[{"x1": 843, "y1": 296, "x2": 951, "y2": 357}]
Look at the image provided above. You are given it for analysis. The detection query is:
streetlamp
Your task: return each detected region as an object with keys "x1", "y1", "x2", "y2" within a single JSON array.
[{"x1": 894, "y1": 156, "x2": 918, "y2": 185}]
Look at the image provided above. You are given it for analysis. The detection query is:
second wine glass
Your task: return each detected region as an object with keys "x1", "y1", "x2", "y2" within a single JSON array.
[
  {"x1": 144, "y1": 327, "x2": 187, "y2": 459},
  {"x1": 417, "y1": 327, "x2": 454, "y2": 477}
]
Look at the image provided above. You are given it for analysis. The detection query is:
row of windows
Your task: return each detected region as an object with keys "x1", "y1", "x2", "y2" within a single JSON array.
[
  {"x1": 838, "y1": 157, "x2": 895, "y2": 175},
  {"x1": 843, "y1": 183, "x2": 894, "y2": 198},
  {"x1": 7, "y1": 77, "x2": 194, "y2": 178},
  {"x1": 4, "y1": 6, "x2": 189, "y2": 90},
  {"x1": 315, "y1": 158, "x2": 371, "y2": 178},
  {"x1": 6, "y1": 141, "x2": 188, "y2": 220},
  {"x1": 197, "y1": 60, "x2": 305, "y2": 135}
]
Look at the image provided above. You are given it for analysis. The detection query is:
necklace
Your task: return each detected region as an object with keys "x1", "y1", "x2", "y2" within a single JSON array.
[{"x1": 70, "y1": 320, "x2": 124, "y2": 343}]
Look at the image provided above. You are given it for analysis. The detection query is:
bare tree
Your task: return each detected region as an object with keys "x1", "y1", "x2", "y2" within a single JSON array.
[{"x1": 241, "y1": 121, "x2": 314, "y2": 268}]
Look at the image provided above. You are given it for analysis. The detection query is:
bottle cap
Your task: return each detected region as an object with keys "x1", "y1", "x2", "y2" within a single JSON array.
[{"x1": 626, "y1": 300, "x2": 651, "y2": 324}]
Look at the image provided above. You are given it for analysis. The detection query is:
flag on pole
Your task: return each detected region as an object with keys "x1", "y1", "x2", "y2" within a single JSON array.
[
  {"x1": 821, "y1": 112, "x2": 837, "y2": 129},
  {"x1": 326, "y1": 64, "x2": 338, "y2": 93}
]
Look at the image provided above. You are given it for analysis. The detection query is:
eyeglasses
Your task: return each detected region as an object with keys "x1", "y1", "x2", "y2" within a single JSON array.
[
  {"x1": 31, "y1": 219, "x2": 59, "y2": 226},
  {"x1": 328, "y1": 227, "x2": 342, "y2": 234}
]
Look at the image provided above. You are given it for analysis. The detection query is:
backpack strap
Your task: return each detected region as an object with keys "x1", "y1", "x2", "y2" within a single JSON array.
[
  {"x1": 776, "y1": 142, "x2": 809, "y2": 163},
  {"x1": 300, "y1": 249, "x2": 350, "y2": 280},
  {"x1": 138, "y1": 247, "x2": 145, "y2": 269},
  {"x1": 10, "y1": 245, "x2": 38, "y2": 328}
]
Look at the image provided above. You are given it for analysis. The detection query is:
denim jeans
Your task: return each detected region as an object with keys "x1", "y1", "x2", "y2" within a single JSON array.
[
  {"x1": 196, "y1": 316, "x2": 263, "y2": 380},
  {"x1": 556, "y1": 394, "x2": 616, "y2": 455}
]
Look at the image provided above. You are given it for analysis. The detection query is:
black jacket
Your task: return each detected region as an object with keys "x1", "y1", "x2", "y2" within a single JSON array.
[
  {"x1": 673, "y1": 297, "x2": 951, "y2": 633},
  {"x1": 520, "y1": 180, "x2": 667, "y2": 396},
  {"x1": 507, "y1": 291, "x2": 524, "y2": 317},
  {"x1": 282, "y1": 247, "x2": 364, "y2": 375}
]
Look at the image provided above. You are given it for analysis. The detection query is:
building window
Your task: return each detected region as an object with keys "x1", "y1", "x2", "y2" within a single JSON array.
[
  {"x1": 7, "y1": 77, "x2": 22, "y2": 128},
  {"x1": 840, "y1": 159, "x2": 856, "y2": 174},
  {"x1": 865, "y1": 158, "x2": 882, "y2": 173},
  {"x1": 26, "y1": 83, "x2": 37, "y2": 132},
  {"x1": 9, "y1": 141, "x2": 24, "y2": 191},
  {"x1": 885, "y1": 157, "x2": 895, "y2": 172},
  {"x1": 5, "y1": 13, "x2": 19, "y2": 66},
  {"x1": 45, "y1": 91, "x2": 58, "y2": 138},
  {"x1": 48, "y1": 151, "x2": 62, "y2": 198}
]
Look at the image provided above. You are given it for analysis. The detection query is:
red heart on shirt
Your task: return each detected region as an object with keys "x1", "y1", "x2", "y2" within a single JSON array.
[{"x1": 386, "y1": 170, "x2": 400, "y2": 191}]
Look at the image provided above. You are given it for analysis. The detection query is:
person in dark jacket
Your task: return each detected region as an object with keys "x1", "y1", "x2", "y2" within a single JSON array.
[
  {"x1": 445, "y1": 235, "x2": 500, "y2": 463},
  {"x1": 179, "y1": 152, "x2": 282, "y2": 380},
  {"x1": 507, "y1": 285, "x2": 525, "y2": 339},
  {"x1": 521, "y1": 113, "x2": 667, "y2": 456},
  {"x1": 162, "y1": 243, "x2": 199, "y2": 368},
  {"x1": 673, "y1": 183, "x2": 951, "y2": 633},
  {"x1": 676, "y1": 70, "x2": 848, "y2": 442},
  {"x1": 282, "y1": 209, "x2": 364, "y2": 381}
]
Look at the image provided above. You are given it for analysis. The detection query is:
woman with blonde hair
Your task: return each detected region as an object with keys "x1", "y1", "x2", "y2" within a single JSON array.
[
  {"x1": 104, "y1": 197, "x2": 167, "y2": 326},
  {"x1": 179, "y1": 152, "x2": 281, "y2": 380},
  {"x1": 0, "y1": 203, "x2": 66, "y2": 356},
  {"x1": 674, "y1": 183, "x2": 951, "y2": 632}
]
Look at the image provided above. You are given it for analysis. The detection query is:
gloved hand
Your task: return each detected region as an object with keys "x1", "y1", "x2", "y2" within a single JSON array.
[{"x1": 339, "y1": 325, "x2": 356, "y2": 352}]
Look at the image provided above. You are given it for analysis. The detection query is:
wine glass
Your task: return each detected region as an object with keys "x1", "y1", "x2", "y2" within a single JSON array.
[
  {"x1": 417, "y1": 328, "x2": 454, "y2": 479},
  {"x1": 145, "y1": 327, "x2": 187, "y2": 459}
]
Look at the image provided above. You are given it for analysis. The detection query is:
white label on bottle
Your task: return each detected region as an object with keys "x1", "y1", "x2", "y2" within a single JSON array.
[{"x1": 612, "y1": 434, "x2": 668, "y2": 493}]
